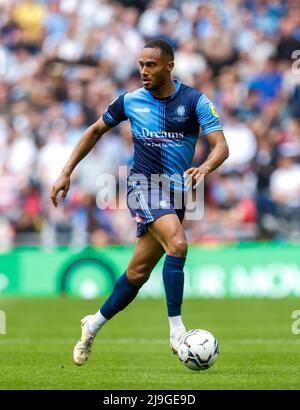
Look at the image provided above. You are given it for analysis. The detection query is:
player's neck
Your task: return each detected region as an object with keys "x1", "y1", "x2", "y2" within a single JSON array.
[{"x1": 151, "y1": 80, "x2": 175, "y2": 99}]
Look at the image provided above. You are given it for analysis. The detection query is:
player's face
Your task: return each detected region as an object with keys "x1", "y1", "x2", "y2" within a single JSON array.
[{"x1": 139, "y1": 48, "x2": 174, "y2": 91}]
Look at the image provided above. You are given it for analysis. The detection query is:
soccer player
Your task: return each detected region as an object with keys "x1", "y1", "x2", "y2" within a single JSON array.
[{"x1": 51, "y1": 39, "x2": 229, "y2": 366}]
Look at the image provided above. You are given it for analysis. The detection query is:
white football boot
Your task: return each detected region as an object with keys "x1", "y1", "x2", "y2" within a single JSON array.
[
  {"x1": 73, "y1": 315, "x2": 96, "y2": 366},
  {"x1": 170, "y1": 332, "x2": 186, "y2": 355}
]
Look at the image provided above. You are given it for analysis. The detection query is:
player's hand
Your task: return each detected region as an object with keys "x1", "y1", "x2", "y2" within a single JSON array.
[
  {"x1": 183, "y1": 166, "x2": 209, "y2": 189},
  {"x1": 51, "y1": 174, "x2": 70, "y2": 207}
]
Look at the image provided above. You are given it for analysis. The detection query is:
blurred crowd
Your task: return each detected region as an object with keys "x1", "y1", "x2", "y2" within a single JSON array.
[{"x1": 0, "y1": 0, "x2": 300, "y2": 250}]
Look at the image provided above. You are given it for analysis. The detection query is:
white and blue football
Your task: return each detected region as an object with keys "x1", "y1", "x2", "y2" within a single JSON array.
[{"x1": 177, "y1": 329, "x2": 219, "y2": 371}]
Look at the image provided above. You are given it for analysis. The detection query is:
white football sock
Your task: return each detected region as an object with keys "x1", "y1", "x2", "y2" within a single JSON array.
[
  {"x1": 168, "y1": 315, "x2": 186, "y2": 339},
  {"x1": 88, "y1": 311, "x2": 107, "y2": 334}
]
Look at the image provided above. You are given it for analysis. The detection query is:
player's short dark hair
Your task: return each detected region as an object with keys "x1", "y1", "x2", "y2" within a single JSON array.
[{"x1": 144, "y1": 39, "x2": 174, "y2": 60}]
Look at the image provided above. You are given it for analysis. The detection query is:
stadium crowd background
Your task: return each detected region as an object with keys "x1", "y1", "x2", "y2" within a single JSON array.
[{"x1": 0, "y1": 0, "x2": 300, "y2": 250}]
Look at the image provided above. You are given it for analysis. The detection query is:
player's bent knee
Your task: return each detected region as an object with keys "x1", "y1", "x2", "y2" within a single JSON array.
[{"x1": 166, "y1": 238, "x2": 188, "y2": 257}]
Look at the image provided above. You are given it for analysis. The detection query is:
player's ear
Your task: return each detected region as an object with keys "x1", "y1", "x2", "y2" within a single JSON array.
[{"x1": 167, "y1": 60, "x2": 174, "y2": 72}]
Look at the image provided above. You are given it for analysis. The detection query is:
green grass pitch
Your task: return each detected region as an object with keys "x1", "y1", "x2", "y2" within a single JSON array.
[{"x1": 0, "y1": 298, "x2": 300, "y2": 390}]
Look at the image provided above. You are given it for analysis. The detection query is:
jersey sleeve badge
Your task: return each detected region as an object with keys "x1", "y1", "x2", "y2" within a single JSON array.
[{"x1": 209, "y1": 102, "x2": 219, "y2": 118}]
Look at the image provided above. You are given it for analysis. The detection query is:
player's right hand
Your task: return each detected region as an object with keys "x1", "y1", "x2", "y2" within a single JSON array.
[{"x1": 51, "y1": 174, "x2": 70, "y2": 207}]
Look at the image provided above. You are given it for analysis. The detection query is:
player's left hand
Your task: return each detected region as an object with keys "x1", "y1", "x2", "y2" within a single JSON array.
[{"x1": 183, "y1": 166, "x2": 209, "y2": 188}]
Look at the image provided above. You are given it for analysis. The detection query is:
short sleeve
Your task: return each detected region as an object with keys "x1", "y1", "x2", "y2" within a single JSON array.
[
  {"x1": 196, "y1": 94, "x2": 223, "y2": 136},
  {"x1": 102, "y1": 93, "x2": 128, "y2": 127}
]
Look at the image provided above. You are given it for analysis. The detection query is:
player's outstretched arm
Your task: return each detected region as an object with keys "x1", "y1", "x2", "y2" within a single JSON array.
[
  {"x1": 51, "y1": 117, "x2": 111, "y2": 207},
  {"x1": 184, "y1": 130, "x2": 229, "y2": 188}
]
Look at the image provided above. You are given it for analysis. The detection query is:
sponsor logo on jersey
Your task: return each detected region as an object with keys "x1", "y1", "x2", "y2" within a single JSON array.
[
  {"x1": 134, "y1": 107, "x2": 151, "y2": 113},
  {"x1": 141, "y1": 127, "x2": 184, "y2": 139}
]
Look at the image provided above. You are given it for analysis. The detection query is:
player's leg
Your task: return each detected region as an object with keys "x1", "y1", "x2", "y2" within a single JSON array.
[
  {"x1": 73, "y1": 232, "x2": 164, "y2": 365},
  {"x1": 148, "y1": 213, "x2": 188, "y2": 352},
  {"x1": 91, "y1": 231, "x2": 165, "y2": 328}
]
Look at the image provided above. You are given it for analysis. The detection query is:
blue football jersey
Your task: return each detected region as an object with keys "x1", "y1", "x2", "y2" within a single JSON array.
[{"x1": 102, "y1": 79, "x2": 222, "y2": 184}]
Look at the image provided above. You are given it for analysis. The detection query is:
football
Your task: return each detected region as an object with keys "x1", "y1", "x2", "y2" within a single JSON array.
[{"x1": 177, "y1": 329, "x2": 219, "y2": 371}]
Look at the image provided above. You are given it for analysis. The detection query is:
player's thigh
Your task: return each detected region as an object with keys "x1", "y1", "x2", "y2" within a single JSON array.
[
  {"x1": 148, "y1": 213, "x2": 187, "y2": 256},
  {"x1": 127, "y1": 231, "x2": 165, "y2": 281}
]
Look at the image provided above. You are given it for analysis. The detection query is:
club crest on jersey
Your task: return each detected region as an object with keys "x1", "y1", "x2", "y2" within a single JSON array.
[{"x1": 176, "y1": 105, "x2": 186, "y2": 117}]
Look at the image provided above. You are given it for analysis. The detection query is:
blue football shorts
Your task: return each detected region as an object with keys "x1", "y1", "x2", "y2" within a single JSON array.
[{"x1": 126, "y1": 179, "x2": 186, "y2": 237}]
